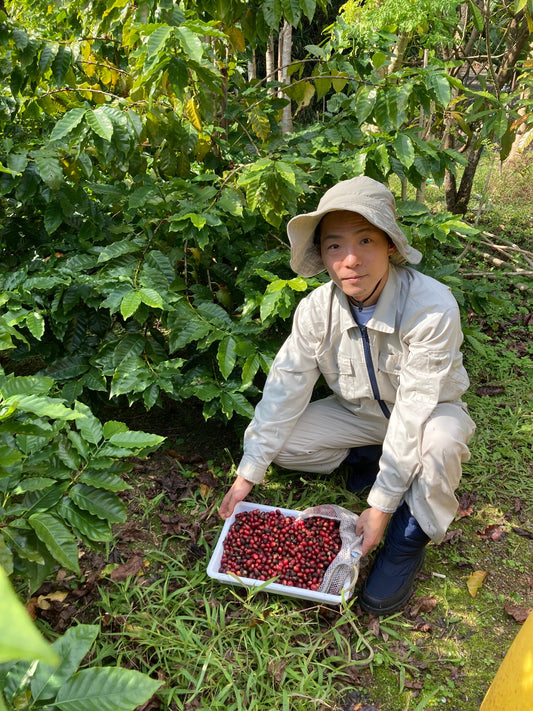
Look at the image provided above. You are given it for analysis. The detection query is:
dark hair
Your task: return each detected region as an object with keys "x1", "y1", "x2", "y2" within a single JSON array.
[{"x1": 313, "y1": 218, "x2": 324, "y2": 247}]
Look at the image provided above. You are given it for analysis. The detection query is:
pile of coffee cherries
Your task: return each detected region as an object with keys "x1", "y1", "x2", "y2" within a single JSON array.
[{"x1": 219, "y1": 508, "x2": 342, "y2": 591}]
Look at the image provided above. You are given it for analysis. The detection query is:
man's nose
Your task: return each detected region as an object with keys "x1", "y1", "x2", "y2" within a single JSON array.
[{"x1": 343, "y1": 249, "x2": 361, "y2": 266}]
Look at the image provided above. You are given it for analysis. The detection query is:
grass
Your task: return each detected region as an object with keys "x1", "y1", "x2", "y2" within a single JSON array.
[{"x1": 35, "y1": 151, "x2": 533, "y2": 711}]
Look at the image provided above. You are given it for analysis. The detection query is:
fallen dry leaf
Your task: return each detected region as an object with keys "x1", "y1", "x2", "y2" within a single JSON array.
[
  {"x1": 406, "y1": 596, "x2": 437, "y2": 618},
  {"x1": 476, "y1": 524, "x2": 505, "y2": 541},
  {"x1": 36, "y1": 591, "x2": 69, "y2": 610},
  {"x1": 467, "y1": 570, "x2": 488, "y2": 598},
  {"x1": 457, "y1": 492, "x2": 477, "y2": 519},
  {"x1": 440, "y1": 528, "x2": 463, "y2": 545},
  {"x1": 109, "y1": 555, "x2": 145, "y2": 582},
  {"x1": 475, "y1": 385, "x2": 505, "y2": 397},
  {"x1": 199, "y1": 483, "x2": 211, "y2": 498},
  {"x1": 504, "y1": 605, "x2": 532, "y2": 624}
]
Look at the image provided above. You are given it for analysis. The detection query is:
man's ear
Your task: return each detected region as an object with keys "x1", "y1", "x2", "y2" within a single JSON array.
[{"x1": 387, "y1": 239, "x2": 396, "y2": 256}]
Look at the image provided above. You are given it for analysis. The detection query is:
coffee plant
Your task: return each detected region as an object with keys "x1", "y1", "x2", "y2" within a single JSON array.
[
  {"x1": 0, "y1": 367, "x2": 164, "y2": 592},
  {"x1": 0, "y1": 620, "x2": 162, "y2": 711}
]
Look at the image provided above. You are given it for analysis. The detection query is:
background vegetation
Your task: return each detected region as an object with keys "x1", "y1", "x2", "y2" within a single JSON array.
[{"x1": 1, "y1": 1, "x2": 532, "y2": 710}]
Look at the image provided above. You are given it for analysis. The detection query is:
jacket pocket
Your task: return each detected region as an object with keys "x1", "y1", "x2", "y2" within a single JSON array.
[{"x1": 378, "y1": 351, "x2": 401, "y2": 389}]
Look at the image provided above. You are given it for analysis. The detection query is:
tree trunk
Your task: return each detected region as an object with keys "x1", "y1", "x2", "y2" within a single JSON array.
[
  {"x1": 278, "y1": 20, "x2": 293, "y2": 135},
  {"x1": 247, "y1": 49, "x2": 256, "y2": 82},
  {"x1": 266, "y1": 33, "x2": 275, "y2": 95},
  {"x1": 447, "y1": 145, "x2": 484, "y2": 214},
  {"x1": 388, "y1": 32, "x2": 410, "y2": 74}
]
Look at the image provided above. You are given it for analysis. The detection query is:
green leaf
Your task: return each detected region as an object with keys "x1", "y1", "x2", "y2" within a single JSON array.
[
  {"x1": 59, "y1": 500, "x2": 113, "y2": 542},
  {"x1": 393, "y1": 134, "x2": 415, "y2": 169},
  {"x1": 4, "y1": 394, "x2": 79, "y2": 420},
  {"x1": 80, "y1": 470, "x2": 132, "y2": 492},
  {"x1": 0, "y1": 374, "x2": 54, "y2": 398},
  {"x1": 355, "y1": 85, "x2": 377, "y2": 124},
  {"x1": 86, "y1": 108, "x2": 114, "y2": 141},
  {"x1": 107, "y1": 431, "x2": 165, "y2": 450},
  {"x1": 241, "y1": 352, "x2": 260, "y2": 387},
  {"x1": 426, "y1": 72, "x2": 451, "y2": 107},
  {"x1": 102, "y1": 421, "x2": 129, "y2": 438},
  {"x1": 97, "y1": 239, "x2": 140, "y2": 263},
  {"x1": 28, "y1": 512, "x2": 80, "y2": 573},
  {"x1": 139, "y1": 287, "x2": 163, "y2": 309},
  {"x1": 50, "y1": 108, "x2": 87, "y2": 142},
  {"x1": 220, "y1": 391, "x2": 254, "y2": 419},
  {"x1": 57, "y1": 439, "x2": 81, "y2": 470},
  {"x1": 120, "y1": 290, "x2": 142, "y2": 319},
  {"x1": 281, "y1": 0, "x2": 302, "y2": 26},
  {"x1": 260, "y1": 290, "x2": 282, "y2": 321},
  {"x1": 0, "y1": 566, "x2": 59, "y2": 665},
  {"x1": 44, "y1": 202, "x2": 63, "y2": 234},
  {"x1": 74, "y1": 402, "x2": 103, "y2": 445},
  {"x1": 31, "y1": 624, "x2": 100, "y2": 703},
  {"x1": 0, "y1": 445, "x2": 23, "y2": 467},
  {"x1": 52, "y1": 44, "x2": 71, "y2": 86},
  {"x1": 492, "y1": 110, "x2": 509, "y2": 139},
  {"x1": 33, "y1": 150, "x2": 64, "y2": 190},
  {"x1": 287, "y1": 277, "x2": 307, "y2": 292},
  {"x1": 70, "y1": 484, "x2": 127, "y2": 523},
  {"x1": 168, "y1": 315, "x2": 211, "y2": 352},
  {"x1": 55, "y1": 666, "x2": 162, "y2": 711},
  {"x1": 147, "y1": 25, "x2": 171, "y2": 58},
  {"x1": 469, "y1": 0, "x2": 484, "y2": 32},
  {"x1": 217, "y1": 336, "x2": 237, "y2": 379},
  {"x1": 262, "y1": 0, "x2": 283, "y2": 28},
  {"x1": 0, "y1": 533, "x2": 14, "y2": 574},
  {"x1": 176, "y1": 26, "x2": 203, "y2": 63}
]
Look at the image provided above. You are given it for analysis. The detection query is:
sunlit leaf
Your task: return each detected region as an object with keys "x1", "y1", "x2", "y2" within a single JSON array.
[{"x1": 467, "y1": 570, "x2": 487, "y2": 598}]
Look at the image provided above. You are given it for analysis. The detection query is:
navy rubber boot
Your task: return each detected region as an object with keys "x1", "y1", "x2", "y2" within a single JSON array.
[
  {"x1": 359, "y1": 502, "x2": 429, "y2": 616},
  {"x1": 344, "y1": 445, "x2": 382, "y2": 493}
]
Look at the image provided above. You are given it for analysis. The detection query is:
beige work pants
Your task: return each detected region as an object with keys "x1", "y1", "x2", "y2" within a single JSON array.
[{"x1": 273, "y1": 396, "x2": 476, "y2": 542}]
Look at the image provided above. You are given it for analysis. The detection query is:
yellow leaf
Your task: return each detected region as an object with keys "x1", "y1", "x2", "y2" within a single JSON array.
[
  {"x1": 467, "y1": 570, "x2": 488, "y2": 598},
  {"x1": 199, "y1": 483, "x2": 211, "y2": 498},
  {"x1": 249, "y1": 107, "x2": 270, "y2": 141},
  {"x1": 226, "y1": 26, "x2": 245, "y2": 53},
  {"x1": 36, "y1": 591, "x2": 69, "y2": 610},
  {"x1": 185, "y1": 98, "x2": 202, "y2": 132}
]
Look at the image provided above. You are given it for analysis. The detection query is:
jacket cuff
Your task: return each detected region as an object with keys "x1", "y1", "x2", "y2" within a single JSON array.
[
  {"x1": 367, "y1": 484, "x2": 404, "y2": 514},
  {"x1": 236, "y1": 455, "x2": 268, "y2": 485}
]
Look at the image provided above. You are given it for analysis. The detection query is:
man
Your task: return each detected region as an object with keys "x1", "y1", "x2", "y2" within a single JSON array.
[{"x1": 219, "y1": 176, "x2": 475, "y2": 615}]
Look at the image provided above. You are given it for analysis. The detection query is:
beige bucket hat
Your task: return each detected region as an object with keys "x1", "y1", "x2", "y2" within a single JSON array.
[{"x1": 287, "y1": 176, "x2": 423, "y2": 277}]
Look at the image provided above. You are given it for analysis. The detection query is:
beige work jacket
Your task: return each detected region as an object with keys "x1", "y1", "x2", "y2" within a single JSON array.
[{"x1": 237, "y1": 264, "x2": 471, "y2": 513}]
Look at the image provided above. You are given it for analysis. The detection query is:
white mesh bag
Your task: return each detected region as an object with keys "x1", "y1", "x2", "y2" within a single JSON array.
[{"x1": 299, "y1": 504, "x2": 363, "y2": 596}]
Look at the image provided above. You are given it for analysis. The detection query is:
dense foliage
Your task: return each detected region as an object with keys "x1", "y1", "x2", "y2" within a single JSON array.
[{"x1": 4, "y1": 0, "x2": 529, "y2": 422}]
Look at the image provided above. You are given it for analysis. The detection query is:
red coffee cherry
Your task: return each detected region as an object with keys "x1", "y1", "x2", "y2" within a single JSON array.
[{"x1": 219, "y1": 509, "x2": 341, "y2": 591}]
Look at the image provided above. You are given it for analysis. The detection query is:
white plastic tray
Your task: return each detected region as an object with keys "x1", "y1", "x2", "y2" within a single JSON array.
[{"x1": 206, "y1": 501, "x2": 353, "y2": 604}]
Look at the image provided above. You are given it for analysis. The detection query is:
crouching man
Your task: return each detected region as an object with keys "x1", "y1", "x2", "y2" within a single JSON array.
[{"x1": 220, "y1": 176, "x2": 475, "y2": 615}]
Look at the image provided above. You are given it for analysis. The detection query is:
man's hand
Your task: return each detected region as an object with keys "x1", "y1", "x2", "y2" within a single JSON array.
[
  {"x1": 356, "y1": 506, "x2": 393, "y2": 557},
  {"x1": 219, "y1": 475, "x2": 255, "y2": 520}
]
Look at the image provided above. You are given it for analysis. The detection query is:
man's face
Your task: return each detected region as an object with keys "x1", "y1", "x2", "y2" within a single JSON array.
[{"x1": 319, "y1": 210, "x2": 396, "y2": 306}]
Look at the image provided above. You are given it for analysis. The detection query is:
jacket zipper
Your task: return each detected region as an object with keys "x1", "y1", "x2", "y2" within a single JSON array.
[{"x1": 359, "y1": 324, "x2": 391, "y2": 419}]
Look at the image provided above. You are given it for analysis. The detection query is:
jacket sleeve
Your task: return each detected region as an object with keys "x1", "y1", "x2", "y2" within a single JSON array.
[
  {"x1": 367, "y1": 299, "x2": 469, "y2": 513},
  {"x1": 236, "y1": 298, "x2": 322, "y2": 484}
]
